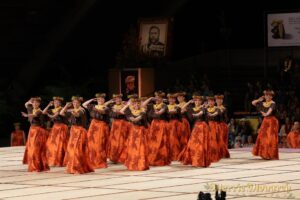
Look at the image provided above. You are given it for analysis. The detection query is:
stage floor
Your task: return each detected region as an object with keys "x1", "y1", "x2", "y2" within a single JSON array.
[{"x1": 0, "y1": 147, "x2": 299, "y2": 200}]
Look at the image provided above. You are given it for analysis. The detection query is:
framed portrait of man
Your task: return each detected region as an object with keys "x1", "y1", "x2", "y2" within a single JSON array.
[{"x1": 138, "y1": 18, "x2": 170, "y2": 57}]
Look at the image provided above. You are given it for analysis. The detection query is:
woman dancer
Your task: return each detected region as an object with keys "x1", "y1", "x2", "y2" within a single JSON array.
[
  {"x1": 252, "y1": 90, "x2": 279, "y2": 160},
  {"x1": 107, "y1": 94, "x2": 131, "y2": 163},
  {"x1": 60, "y1": 96, "x2": 94, "y2": 174},
  {"x1": 148, "y1": 91, "x2": 171, "y2": 166},
  {"x1": 121, "y1": 96, "x2": 150, "y2": 171},
  {"x1": 178, "y1": 94, "x2": 211, "y2": 167},
  {"x1": 21, "y1": 97, "x2": 49, "y2": 172},
  {"x1": 43, "y1": 96, "x2": 69, "y2": 167},
  {"x1": 215, "y1": 95, "x2": 230, "y2": 158},
  {"x1": 83, "y1": 93, "x2": 111, "y2": 169}
]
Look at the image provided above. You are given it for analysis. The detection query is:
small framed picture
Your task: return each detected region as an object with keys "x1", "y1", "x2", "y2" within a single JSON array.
[{"x1": 120, "y1": 68, "x2": 139, "y2": 100}]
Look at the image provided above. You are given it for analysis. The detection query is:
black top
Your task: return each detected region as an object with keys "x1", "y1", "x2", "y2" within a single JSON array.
[
  {"x1": 27, "y1": 105, "x2": 45, "y2": 127},
  {"x1": 48, "y1": 107, "x2": 66, "y2": 124},
  {"x1": 110, "y1": 103, "x2": 127, "y2": 120},
  {"x1": 148, "y1": 103, "x2": 168, "y2": 120},
  {"x1": 256, "y1": 101, "x2": 276, "y2": 116},
  {"x1": 65, "y1": 108, "x2": 86, "y2": 127},
  {"x1": 205, "y1": 106, "x2": 221, "y2": 121},
  {"x1": 166, "y1": 104, "x2": 182, "y2": 120},
  {"x1": 87, "y1": 104, "x2": 109, "y2": 123},
  {"x1": 127, "y1": 108, "x2": 148, "y2": 127},
  {"x1": 178, "y1": 102, "x2": 191, "y2": 119},
  {"x1": 216, "y1": 105, "x2": 228, "y2": 123},
  {"x1": 188, "y1": 106, "x2": 206, "y2": 123}
]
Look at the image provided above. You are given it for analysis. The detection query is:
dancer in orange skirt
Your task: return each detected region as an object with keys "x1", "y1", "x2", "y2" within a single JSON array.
[
  {"x1": 43, "y1": 96, "x2": 69, "y2": 167},
  {"x1": 206, "y1": 96, "x2": 222, "y2": 162},
  {"x1": 148, "y1": 91, "x2": 171, "y2": 166},
  {"x1": 178, "y1": 94, "x2": 211, "y2": 167},
  {"x1": 167, "y1": 93, "x2": 182, "y2": 161},
  {"x1": 60, "y1": 96, "x2": 94, "y2": 174},
  {"x1": 21, "y1": 97, "x2": 49, "y2": 172},
  {"x1": 120, "y1": 96, "x2": 150, "y2": 171},
  {"x1": 11, "y1": 123, "x2": 26, "y2": 146},
  {"x1": 107, "y1": 94, "x2": 131, "y2": 163},
  {"x1": 177, "y1": 92, "x2": 191, "y2": 151},
  {"x1": 287, "y1": 121, "x2": 300, "y2": 148},
  {"x1": 215, "y1": 95, "x2": 230, "y2": 158},
  {"x1": 83, "y1": 93, "x2": 111, "y2": 169},
  {"x1": 252, "y1": 90, "x2": 279, "y2": 160}
]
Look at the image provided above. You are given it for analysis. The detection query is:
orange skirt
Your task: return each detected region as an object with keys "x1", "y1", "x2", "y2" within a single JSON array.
[
  {"x1": 168, "y1": 119, "x2": 182, "y2": 161},
  {"x1": 64, "y1": 125, "x2": 94, "y2": 174},
  {"x1": 24, "y1": 126, "x2": 49, "y2": 172},
  {"x1": 11, "y1": 131, "x2": 25, "y2": 146},
  {"x1": 148, "y1": 119, "x2": 171, "y2": 166},
  {"x1": 178, "y1": 121, "x2": 211, "y2": 167},
  {"x1": 46, "y1": 123, "x2": 69, "y2": 167},
  {"x1": 252, "y1": 116, "x2": 279, "y2": 160},
  {"x1": 125, "y1": 125, "x2": 149, "y2": 171},
  {"x1": 87, "y1": 119, "x2": 109, "y2": 169},
  {"x1": 107, "y1": 119, "x2": 131, "y2": 163},
  {"x1": 208, "y1": 121, "x2": 221, "y2": 162},
  {"x1": 218, "y1": 122, "x2": 230, "y2": 158},
  {"x1": 179, "y1": 118, "x2": 191, "y2": 149},
  {"x1": 287, "y1": 131, "x2": 300, "y2": 148}
]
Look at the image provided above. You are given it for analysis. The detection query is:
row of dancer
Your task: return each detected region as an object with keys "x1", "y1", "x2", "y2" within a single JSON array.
[{"x1": 21, "y1": 89, "x2": 278, "y2": 174}]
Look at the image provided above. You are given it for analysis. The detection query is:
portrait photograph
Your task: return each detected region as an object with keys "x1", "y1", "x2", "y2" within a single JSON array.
[
  {"x1": 120, "y1": 68, "x2": 140, "y2": 100},
  {"x1": 139, "y1": 19, "x2": 169, "y2": 57}
]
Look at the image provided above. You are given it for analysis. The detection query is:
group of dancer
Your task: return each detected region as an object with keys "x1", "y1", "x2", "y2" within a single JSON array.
[{"x1": 21, "y1": 89, "x2": 279, "y2": 174}]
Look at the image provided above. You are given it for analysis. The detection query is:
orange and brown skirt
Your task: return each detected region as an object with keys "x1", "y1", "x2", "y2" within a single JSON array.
[
  {"x1": 208, "y1": 121, "x2": 221, "y2": 162},
  {"x1": 24, "y1": 126, "x2": 49, "y2": 172},
  {"x1": 64, "y1": 125, "x2": 94, "y2": 174},
  {"x1": 87, "y1": 119, "x2": 110, "y2": 168},
  {"x1": 252, "y1": 116, "x2": 279, "y2": 160},
  {"x1": 179, "y1": 118, "x2": 191, "y2": 149},
  {"x1": 178, "y1": 121, "x2": 211, "y2": 167},
  {"x1": 168, "y1": 119, "x2": 182, "y2": 161},
  {"x1": 125, "y1": 125, "x2": 149, "y2": 171},
  {"x1": 218, "y1": 122, "x2": 230, "y2": 158},
  {"x1": 107, "y1": 119, "x2": 131, "y2": 163},
  {"x1": 148, "y1": 119, "x2": 171, "y2": 166},
  {"x1": 46, "y1": 123, "x2": 69, "y2": 167}
]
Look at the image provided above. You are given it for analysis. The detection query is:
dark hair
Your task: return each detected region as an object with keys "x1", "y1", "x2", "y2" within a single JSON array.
[{"x1": 149, "y1": 26, "x2": 160, "y2": 34}]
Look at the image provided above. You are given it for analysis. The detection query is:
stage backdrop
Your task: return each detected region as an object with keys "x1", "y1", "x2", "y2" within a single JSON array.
[
  {"x1": 108, "y1": 68, "x2": 154, "y2": 99},
  {"x1": 267, "y1": 12, "x2": 300, "y2": 47}
]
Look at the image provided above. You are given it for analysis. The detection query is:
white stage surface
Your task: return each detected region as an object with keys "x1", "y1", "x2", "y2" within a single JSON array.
[{"x1": 0, "y1": 147, "x2": 299, "y2": 200}]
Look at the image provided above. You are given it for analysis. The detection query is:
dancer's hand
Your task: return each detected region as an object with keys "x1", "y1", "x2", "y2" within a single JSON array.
[{"x1": 21, "y1": 112, "x2": 28, "y2": 117}]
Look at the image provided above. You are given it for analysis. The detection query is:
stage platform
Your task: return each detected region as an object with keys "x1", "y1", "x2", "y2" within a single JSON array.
[{"x1": 0, "y1": 147, "x2": 299, "y2": 200}]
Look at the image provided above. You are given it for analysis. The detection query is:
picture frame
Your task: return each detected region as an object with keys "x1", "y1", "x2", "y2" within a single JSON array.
[{"x1": 138, "y1": 18, "x2": 171, "y2": 57}]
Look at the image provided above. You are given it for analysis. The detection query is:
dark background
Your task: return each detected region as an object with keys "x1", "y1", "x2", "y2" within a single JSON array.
[{"x1": 0, "y1": 0, "x2": 299, "y2": 146}]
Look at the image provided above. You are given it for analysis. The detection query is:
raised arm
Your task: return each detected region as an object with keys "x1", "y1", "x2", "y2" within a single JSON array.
[
  {"x1": 119, "y1": 101, "x2": 131, "y2": 114},
  {"x1": 24, "y1": 99, "x2": 33, "y2": 108},
  {"x1": 60, "y1": 102, "x2": 72, "y2": 116},
  {"x1": 181, "y1": 100, "x2": 193, "y2": 112},
  {"x1": 104, "y1": 99, "x2": 115, "y2": 106},
  {"x1": 142, "y1": 97, "x2": 154, "y2": 108},
  {"x1": 252, "y1": 96, "x2": 264, "y2": 106},
  {"x1": 42, "y1": 101, "x2": 53, "y2": 114},
  {"x1": 82, "y1": 98, "x2": 95, "y2": 109}
]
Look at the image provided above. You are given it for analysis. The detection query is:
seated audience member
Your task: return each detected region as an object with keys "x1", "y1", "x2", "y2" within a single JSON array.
[{"x1": 287, "y1": 121, "x2": 300, "y2": 148}]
